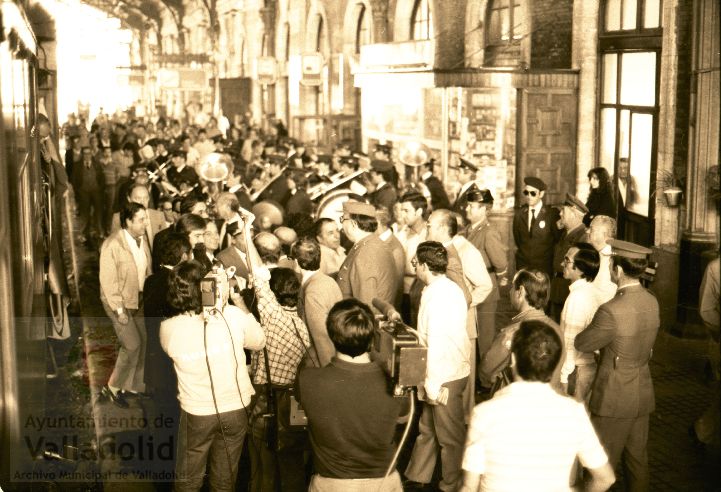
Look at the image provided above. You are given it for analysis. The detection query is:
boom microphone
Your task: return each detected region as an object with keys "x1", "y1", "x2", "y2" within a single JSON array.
[{"x1": 372, "y1": 298, "x2": 402, "y2": 323}]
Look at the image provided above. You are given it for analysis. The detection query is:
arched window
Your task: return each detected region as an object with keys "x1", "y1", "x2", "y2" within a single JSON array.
[
  {"x1": 355, "y1": 4, "x2": 371, "y2": 54},
  {"x1": 411, "y1": 0, "x2": 433, "y2": 41},
  {"x1": 486, "y1": 0, "x2": 525, "y2": 45}
]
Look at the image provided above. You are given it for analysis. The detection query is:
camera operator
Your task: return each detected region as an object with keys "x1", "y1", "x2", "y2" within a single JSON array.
[
  {"x1": 160, "y1": 260, "x2": 265, "y2": 492},
  {"x1": 296, "y1": 298, "x2": 403, "y2": 491}
]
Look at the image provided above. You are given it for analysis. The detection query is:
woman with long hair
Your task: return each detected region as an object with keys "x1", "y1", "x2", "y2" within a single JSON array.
[{"x1": 584, "y1": 167, "x2": 617, "y2": 226}]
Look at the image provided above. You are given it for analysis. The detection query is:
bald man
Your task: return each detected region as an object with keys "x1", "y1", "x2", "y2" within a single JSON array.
[{"x1": 111, "y1": 183, "x2": 168, "y2": 250}]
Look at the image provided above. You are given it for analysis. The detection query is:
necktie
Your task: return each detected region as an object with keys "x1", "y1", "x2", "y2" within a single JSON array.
[
  {"x1": 135, "y1": 236, "x2": 142, "y2": 248},
  {"x1": 530, "y1": 208, "x2": 536, "y2": 235}
]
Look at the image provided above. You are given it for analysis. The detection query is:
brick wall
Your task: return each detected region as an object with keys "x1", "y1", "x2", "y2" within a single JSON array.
[{"x1": 531, "y1": 0, "x2": 574, "y2": 69}]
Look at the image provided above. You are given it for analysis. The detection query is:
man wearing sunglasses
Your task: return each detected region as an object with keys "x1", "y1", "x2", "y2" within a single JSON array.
[{"x1": 512, "y1": 176, "x2": 561, "y2": 278}]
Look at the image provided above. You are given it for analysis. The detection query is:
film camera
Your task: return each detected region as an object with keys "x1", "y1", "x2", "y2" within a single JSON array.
[
  {"x1": 199, "y1": 264, "x2": 237, "y2": 315},
  {"x1": 371, "y1": 298, "x2": 427, "y2": 397}
]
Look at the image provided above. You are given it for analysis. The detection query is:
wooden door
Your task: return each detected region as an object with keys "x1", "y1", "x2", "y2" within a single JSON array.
[
  {"x1": 519, "y1": 89, "x2": 577, "y2": 206},
  {"x1": 219, "y1": 77, "x2": 252, "y2": 121}
]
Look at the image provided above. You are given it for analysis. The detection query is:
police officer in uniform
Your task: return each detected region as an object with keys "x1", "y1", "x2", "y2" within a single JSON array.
[
  {"x1": 464, "y1": 188, "x2": 508, "y2": 362},
  {"x1": 337, "y1": 201, "x2": 400, "y2": 312},
  {"x1": 452, "y1": 158, "x2": 480, "y2": 214},
  {"x1": 575, "y1": 239, "x2": 658, "y2": 492}
]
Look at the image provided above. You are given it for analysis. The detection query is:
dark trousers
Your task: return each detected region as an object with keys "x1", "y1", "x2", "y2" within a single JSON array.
[
  {"x1": 592, "y1": 414, "x2": 649, "y2": 492},
  {"x1": 175, "y1": 408, "x2": 248, "y2": 492},
  {"x1": 76, "y1": 188, "x2": 104, "y2": 238},
  {"x1": 475, "y1": 299, "x2": 498, "y2": 360},
  {"x1": 248, "y1": 392, "x2": 307, "y2": 492},
  {"x1": 405, "y1": 377, "x2": 468, "y2": 491}
]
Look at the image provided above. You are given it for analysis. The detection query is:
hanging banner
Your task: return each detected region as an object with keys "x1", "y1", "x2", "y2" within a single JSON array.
[{"x1": 301, "y1": 52, "x2": 324, "y2": 86}]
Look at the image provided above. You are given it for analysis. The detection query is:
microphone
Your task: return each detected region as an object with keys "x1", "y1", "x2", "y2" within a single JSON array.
[{"x1": 372, "y1": 298, "x2": 402, "y2": 323}]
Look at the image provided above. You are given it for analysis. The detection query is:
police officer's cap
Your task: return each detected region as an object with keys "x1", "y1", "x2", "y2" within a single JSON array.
[
  {"x1": 558, "y1": 193, "x2": 589, "y2": 214},
  {"x1": 607, "y1": 239, "x2": 652, "y2": 259},
  {"x1": 467, "y1": 188, "x2": 494, "y2": 204},
  {"x1": 343, "y1": 201, "x2": 376, "y2": 218},
  {"x1": 459, "y1": 157, "x2": 478, "y2": 172},
  {"x1": 523, "y1": 176, "x2": 547, "y2": 191}
]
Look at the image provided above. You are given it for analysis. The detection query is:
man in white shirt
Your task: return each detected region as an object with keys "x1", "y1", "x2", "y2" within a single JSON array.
[
  {"x1": 559, "y1": 244, "x2": 602, "y2": 401},
  {"x1": 314, "y1": 218, "x2": 346, "y2": 277},
  {"x1": 588, "y1": 215, "x2": 618, "y2": 303},
  {"x1": 460, "y1": 320, "x2": 614, "y2": 492},
  {"x1": 405, "y1": 241, "x2": 471, "y2": 491},
  {"x1": 194, "y1": 129, "x2": 215, "y2": 159},
  {"x1": 396, "y1": 191, "x2": 428, "y2": 321}
]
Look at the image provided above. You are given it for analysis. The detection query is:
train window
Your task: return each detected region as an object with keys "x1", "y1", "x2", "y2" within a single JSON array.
[{"x1": 14, "y1": 59, "x2": 28, "y2": 152}]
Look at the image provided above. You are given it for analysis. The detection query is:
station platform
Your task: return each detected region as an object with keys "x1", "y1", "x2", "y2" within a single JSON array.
[{"x1": 35, "y1": 234, "x2": 721, "y2": 491}]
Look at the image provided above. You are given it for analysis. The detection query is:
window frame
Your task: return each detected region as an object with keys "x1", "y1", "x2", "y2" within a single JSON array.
[
  {"x1": 410, "y1": 0, "x2": 432, "y2": 41},
  {"x1": 355, "y1": 3, "x2": 371, "y2": 54},
  {"x1": 485, "y1": 0, "x2": 524, "y2": 47},
  {"x1": 596, "y1": 0, "x2": 662, "y2": 243}
]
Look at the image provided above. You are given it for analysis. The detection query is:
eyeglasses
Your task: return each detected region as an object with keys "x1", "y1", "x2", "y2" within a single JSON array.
[
  {"x1": 162, "y1": 207, "x2": 173, "y2": 212},
  {"x1": 562, "y1": 256, "x2": 574, "y2": 266},
  {"x1": 523, "y1": 190, "x2": 538, "y2": 197},
  {"x1": 340, "y1": 217, "x2": 352, "y2": 223}
]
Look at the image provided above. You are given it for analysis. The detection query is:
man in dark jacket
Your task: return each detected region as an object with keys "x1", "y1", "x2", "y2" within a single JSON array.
[
  {"x1": 422, "y1": 159, "x2": 450, "y2": 211},
  {"x1": 548, "y1": 193, "x2": 590, "y2": 321},
  {"x1": 72, "y1": 146, "x2": 105, "y2": 243},
  {"x1": 512, "y1": 176, "x2": 561, "y2": 278}
]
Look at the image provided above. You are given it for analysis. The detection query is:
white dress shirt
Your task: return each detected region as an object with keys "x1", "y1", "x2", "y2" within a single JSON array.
[
  {"x1": 560, "y1": 278, "x2": 603, "y2": 384},
  {"x1": 462, "y1": 381, "x2": 608, "y2": 491},
  {"x1": 528, "y1": 201, "x2": 543, "y2": 231},
  {"x1": 123, "y1": 229, "x2": 148, "y2": 292},
  {"x1": 592, "y1": 243, "x2": 618, "y2": 303},
  {"x1": 417, "y1": 275, "x2": 470, "y2": 400},
  {"x1": 397, "y1": 224, "x2": 426, "y2": 293},
  {"x1": 451, "y1": 235, "x2": 493, "y2": 306}
]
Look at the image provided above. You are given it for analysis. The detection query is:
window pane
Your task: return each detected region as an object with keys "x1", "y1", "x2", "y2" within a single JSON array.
[
  {"x1": 427, "y1": 8, "x2": 434, "y2": 38},
  {"x1": 620, "y1": 52, "x2": 656, "y2": 106},
  {"x1": 606, "y1": 0, "x2": 621, "y2": 31},
  {"x1": 488, "y1": 9, "x2": 501, "y2": 42},
  {"x1": 644, "y1": 0, "x2": 660, "y2": 28},
  {"x1": 501, "y1": 8, "x2": 510, "y2": 40},
  {"x1": 627, "y1": 113, "x2": 653, "y2": 217},
  {"x1": 602, "y1": 53, "x2": 618, "y2": 104},
  {"x1": 600, "y1": 108, "x2": 617, "y2": 170},
  {"x1": 622, "y1": 0, "x2": 637, "y2": 29},
  {"x1": 619, "y1": 109, "x2": 630, "y2": 159}
]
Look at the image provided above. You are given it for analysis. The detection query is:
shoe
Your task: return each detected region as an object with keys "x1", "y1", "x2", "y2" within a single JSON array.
[
  {"x1": 402, "y1": 478, "x2": 427, "y2": 490},
  {"x1": 101, "y1": 385, "x2": 129, "y2": 409}
]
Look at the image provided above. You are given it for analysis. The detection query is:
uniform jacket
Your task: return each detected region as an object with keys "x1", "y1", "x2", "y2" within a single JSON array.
[
  {"x1": 110, "y1": 208, "x2": 167, "y2": 251},
  {"x1": 550, "y1": 224, "x2": 589, "y2": 305},
  {"x1": 370, "y1": 182, "x2": 398, "y2": 213},
  {"x1": 512, "y1": 203, "x2": 561, "y2": 277},
  {"x1": 336, "y1": 233, "x2": 400, "y2": 312},
  {"x1": 379, "y1": 231, "x2": 405, "y2": 308},
  {"x1": 99, "y1": 229, "x2": 152, "y2": 311},
  {"x1": 466, "y1": 219, "x2": 508, "y2": 303},
  {"x1": 575, "y1": 284, "x2": 659, "y2": 418},
  {"x1": 299, "y1": 271, "x2": 343, "y2": 367},
  {"x1": 424, "y1": 175, "x2": 451, "y2": 210},
  {"x1": 479, "y1": 308, "x2": 563, "y2": 391}
]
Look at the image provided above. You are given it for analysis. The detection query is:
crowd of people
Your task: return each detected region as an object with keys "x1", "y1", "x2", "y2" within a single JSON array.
[{"x1": 46, "y1": 106, "x2": 690, "y2": 492}]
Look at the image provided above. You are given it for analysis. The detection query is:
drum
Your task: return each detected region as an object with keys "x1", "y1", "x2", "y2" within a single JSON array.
[{"x1": 316, "y1": 189, "x2": 368, "y2": 222}]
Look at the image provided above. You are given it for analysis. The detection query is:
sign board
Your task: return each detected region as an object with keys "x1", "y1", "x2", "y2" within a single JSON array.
[
  {"x1": 301, "y1": 52, "x2": 324, "y2": 86},
  {"x1": 157, "y1": 68, "x2": 207, "y2": 91},
  {"x1": 257, "y1": 57, "x2": 278, "y2": 85}
]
